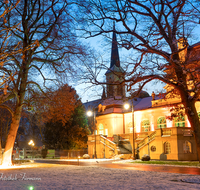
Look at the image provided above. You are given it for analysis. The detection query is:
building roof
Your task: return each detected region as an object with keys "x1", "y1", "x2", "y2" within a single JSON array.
[
  {"x1": 134, "y1": 96, "x2": 154, "y2": 111},
  {"x1": 105, "y1": 64, "x2": 125, "y2": 75},
  {"x1": 84, "y1": 99, "x2": 102, "y2": 111},
  {"x1": 84, "y1": 95, "x2": 161, "y2": 115},
  {"x1": 188, "y1": 41, "x2": 200, "y2": 49}
]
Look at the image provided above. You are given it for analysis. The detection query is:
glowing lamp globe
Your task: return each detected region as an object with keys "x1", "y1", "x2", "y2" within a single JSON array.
[
  {"x1": 87, "y1": 110, "x2": 93, "y2": 117},
  {"x1": 124, "y1": 103, "x2": 130, "y2": 110}
]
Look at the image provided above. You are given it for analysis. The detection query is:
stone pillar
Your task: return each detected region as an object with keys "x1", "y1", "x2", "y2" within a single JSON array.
[{"x1": 155, "y1": 128, "x2": 162, "y2": 137}]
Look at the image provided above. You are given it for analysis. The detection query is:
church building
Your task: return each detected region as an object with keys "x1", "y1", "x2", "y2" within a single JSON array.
[{"x1": 84, "y1": 29, "x2": 200, "y2": 161}]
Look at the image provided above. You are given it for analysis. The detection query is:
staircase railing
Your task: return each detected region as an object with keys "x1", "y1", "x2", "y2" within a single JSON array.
[
  {"x1": 100, "y1": 135, "x2": 116, "y2": 151},
  {"x1": 137, "y1": 131, "x2": 156, "y2": 150}
]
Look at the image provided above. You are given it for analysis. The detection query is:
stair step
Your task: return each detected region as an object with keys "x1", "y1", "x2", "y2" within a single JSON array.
[{"x1": 118, "y1": 146, "x2": 132, "y2": 154}]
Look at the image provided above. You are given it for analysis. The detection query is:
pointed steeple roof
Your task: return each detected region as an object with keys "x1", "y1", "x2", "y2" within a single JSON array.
[
  {"x1": 105, "y1": 23, "x2": 124, "y2": 75},
  {"x1": 101, "y1": 86, "x2": 106, "y2": 100},
  {"x1": 110, "y1": 23, "x2": 120, "y2": 68}
]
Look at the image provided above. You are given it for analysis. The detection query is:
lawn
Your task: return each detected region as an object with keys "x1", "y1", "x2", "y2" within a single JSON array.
[{"x1": 132, "y1": 160, "x2": 200, "y2": 167}]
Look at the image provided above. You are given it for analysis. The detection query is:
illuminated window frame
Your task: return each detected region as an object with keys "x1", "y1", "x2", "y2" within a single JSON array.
[
  {"x1": 157, "y1": 117, "x2": 166, "y2": 128},
  {"x1": 99, "y1": 124, "x2": 104, "y2": 135},
  {"x1": 141, "y1": 119, "x2": 150, "y2": 132},
  {"x1": 175, "y1": 115, "x2": 185, "y2": 127}
]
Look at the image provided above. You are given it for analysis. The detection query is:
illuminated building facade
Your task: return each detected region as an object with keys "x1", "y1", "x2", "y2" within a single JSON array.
[{"x1": 85, "y1": 31, "x2": 200, "y2": 161}]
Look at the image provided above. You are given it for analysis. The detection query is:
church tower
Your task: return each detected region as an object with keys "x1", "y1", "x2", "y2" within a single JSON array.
[{"x1": 105, "y1": 24, "x2": 125, "y2": 98}]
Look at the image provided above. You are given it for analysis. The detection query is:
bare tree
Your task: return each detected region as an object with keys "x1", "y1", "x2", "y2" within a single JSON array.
[
  {"x1": 0, "y1": 0, "x2": 21, "y2": 166},
  {"x1": 0, "y1": 0, "x2": 87, "y2": 166},
  {"x1": 79, "y1": 0, "x2": 200, "y2": 161}
]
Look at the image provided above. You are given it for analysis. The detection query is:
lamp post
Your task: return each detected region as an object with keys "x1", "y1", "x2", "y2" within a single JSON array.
[
  {"x1": 87, "y1": 110, "x2": 97, "y2": 159},
  {"x1": 28, "y1": 140, "x2": 35, "y2": 159},
  {"x1": 124, "y1": 101, "x2": 135, "y2": 160}
]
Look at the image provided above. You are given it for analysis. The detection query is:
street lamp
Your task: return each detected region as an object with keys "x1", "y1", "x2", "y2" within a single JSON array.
[
  {"x1": 124, "y1": 101, "x2": 135, "y2": 160},
  {"x1": 28, "y1": 140, "x2": 35, "y2": 159},
  {"x1": 28, "y1": 140, "x2": 35, "y2": 147},
  {"x1": 87, "y1": 110, "x2": 97, "y2": 159}
]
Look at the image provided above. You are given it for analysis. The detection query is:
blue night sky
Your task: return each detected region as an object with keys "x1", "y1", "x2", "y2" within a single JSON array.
[{"x1": 72, "y1": 23, "x2": 200, "y2": 103}]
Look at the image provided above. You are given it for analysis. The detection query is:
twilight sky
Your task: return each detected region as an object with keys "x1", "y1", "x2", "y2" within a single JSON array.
[{"x1": 72, "y1": 25, "x2": 200, "y2": 103}]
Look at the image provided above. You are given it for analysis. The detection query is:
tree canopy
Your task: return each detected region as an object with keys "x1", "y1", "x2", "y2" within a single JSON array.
[
  {"x1": 0, "y1": 0, "x2": 88, "y2": 166},
  {"x1": 42, "y1": 84, "x2": 89, "y2": 150}
]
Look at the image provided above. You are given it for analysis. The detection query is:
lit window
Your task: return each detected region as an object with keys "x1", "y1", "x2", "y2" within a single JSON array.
[
  {"x1": 105, "y1": 129, "x2": 108, "y2": 136},
  {"x1": 99, "y1": 124, "x2": 104, "y2": 135},
  {"x1": 183, "y1": 141, "x2": 192, "y2": 153},
  {"x1": 157, "y1": 117, "x2": 166, "y2": 128},
  {"x1": 175, "y1": 116, "x2": 185, "y2": 127},
  {"x1": 141, "y1": 119, "x2": 150, "y2": 132},
  {"x1": 164, "y1": 142, "x2": 171, "y2": 154}
]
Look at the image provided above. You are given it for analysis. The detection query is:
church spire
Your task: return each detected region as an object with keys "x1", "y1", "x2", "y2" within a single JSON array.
[
  {"x1": 110, "y1": 22, "x2": 120, "y2": 68},
  {"x1": 101, "y1": 86, "x2": 106, "y2": 100},
  {"x1": 105, "y1": 22, "x2": 125, "y2": 98}
]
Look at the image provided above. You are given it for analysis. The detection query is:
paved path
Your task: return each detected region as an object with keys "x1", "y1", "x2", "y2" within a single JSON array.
[
  {"x1": 1, "y1": 162, "x2": 200, "y2": 190},
  {"x1": 34, "y1": 159, "x2": 200, "y2": 175}
]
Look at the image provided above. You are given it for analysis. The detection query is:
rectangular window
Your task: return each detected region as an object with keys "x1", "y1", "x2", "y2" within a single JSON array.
[{"x1": 105, "y1": 129, "x2": 108, "y2": 136}]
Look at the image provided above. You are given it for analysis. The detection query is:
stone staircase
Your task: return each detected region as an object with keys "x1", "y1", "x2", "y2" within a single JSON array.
[
  {"x1": 118, "y1": 140, "x2": 132, "y2": 154},
  {"x1": 136, "y1": 131, "x2": 156, "y2": 151},
  {"x1": 88, "y1": 131, "x2": 157, "y2": 158},
  {"x1": 100, "y1": 132, "x2": 157, "y2": 156},
  {"x1": 100, "y1": 135, "x2": 132, "y2": 156}
]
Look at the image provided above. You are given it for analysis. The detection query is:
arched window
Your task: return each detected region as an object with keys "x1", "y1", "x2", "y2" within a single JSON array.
[
  {"x1": 157, "y1": 117, "x2": 166, "y2": 128},
  {"x1": 99, "y1": 124, "x2": 104, "y2": 135},
  {"x1": 141, "y1": 119, "x2": 150, "y2": 132},
  {"x1": 175, "y1": 115, "x2": 185, "y2": 127},
  {"x1": 164, "y1": 142, "x2": 171, "y2": 154},
  {"x1": 183, "y1": 141, "x2": 192, "y2": 153}
]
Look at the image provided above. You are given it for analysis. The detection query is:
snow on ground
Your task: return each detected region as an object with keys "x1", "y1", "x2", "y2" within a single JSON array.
[{"x1": 0, "y1": 162, "x2": 200, "y2": 190}]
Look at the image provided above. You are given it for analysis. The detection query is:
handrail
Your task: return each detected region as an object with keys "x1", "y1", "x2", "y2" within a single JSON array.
[
  {"x1": 100, "y1": 135, "x2": 115, "y2": 145},
  {"x1": 100, "y1": 141, "x2": 115, "y2": 151},
  {"x1": 100, "y1": 135, "x2": 116, "y2": 151},
  {"x1": 137, "y1": 131, "x2": 156, "y2": 150},
  {"x1": 137, "y1": 137, "x2": 155, "y2": 150}
]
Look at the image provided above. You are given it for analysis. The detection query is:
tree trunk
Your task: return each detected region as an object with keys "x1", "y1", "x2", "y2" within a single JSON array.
[
  {"x1": 1, "y1": 107, "x2": 21, "y2": 166},
  {"x1": 0, "y1": 122, "x2": 2, "y2": 165},
  {"x1": 0, "y1": 139, "x2": 2, "y2": 165},
  {"x1": 183, "y1": 100, "x2": 200, "y2": 162}
]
